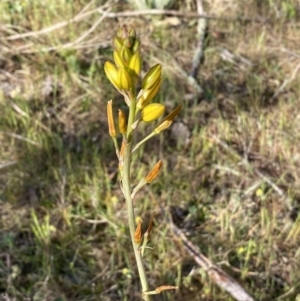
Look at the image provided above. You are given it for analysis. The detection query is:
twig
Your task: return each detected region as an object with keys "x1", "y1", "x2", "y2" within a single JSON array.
[
  {"x1": 169, "y1": 216, "x2": 256, "y2": 301},
  {"x1": 98, "y1": 9, "x2": 268, "y2": 24},
  {"x1": 0, "y1": 161, "x2": 17, "y2": 169},
  {"x1": 4, "y1": 133, "x2": 40, "y2": 147},
  {"x1": 6, "y1": 7, "x2": 268, "y2": 41},
  {"x1": 74, "y1": 7, "x2": 111, "y2": 45},
  {"x1": 9, "y1": 41, "x2": 110, "y2": 54},
  {"x1": 6, "y1": 0, "x2": 116, "y2": 40}
]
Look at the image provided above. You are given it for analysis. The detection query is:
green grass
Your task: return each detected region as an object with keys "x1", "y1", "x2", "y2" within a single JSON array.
[{"x1": 1, "y1": 0, "x2": 300, "y2": 300}]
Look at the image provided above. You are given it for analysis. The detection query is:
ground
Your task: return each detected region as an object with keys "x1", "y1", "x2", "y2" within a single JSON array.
[{"x1": 0, "y1": 0, "x2": 300, "y2": 300}]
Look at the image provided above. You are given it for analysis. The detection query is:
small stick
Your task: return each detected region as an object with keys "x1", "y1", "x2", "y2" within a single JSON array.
[
  {"x1": 170, "y1": 217, "x2": 256, "y2": 301},
  {"x1": 6, "y1": 7, "x2": 268, "y2": 41}
]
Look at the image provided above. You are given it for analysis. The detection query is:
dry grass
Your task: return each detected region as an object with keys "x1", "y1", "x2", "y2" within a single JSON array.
[{"x1": 1, "y1": 0, "x2": 300, "y2": 300}]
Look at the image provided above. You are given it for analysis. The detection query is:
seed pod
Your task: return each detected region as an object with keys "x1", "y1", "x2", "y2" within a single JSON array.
[
  {"x1": 145, "y1": 160, "x2": 162, "y2": 183},
  {"x1": 118, "y1": 109, "x2": 127, "y2": 134},
  {"x1": 134, "y1": 217, "x2": 142, "y2": 244},
  {"x1": 107, "y1": 100, "x2": 116, "y2": 138}
]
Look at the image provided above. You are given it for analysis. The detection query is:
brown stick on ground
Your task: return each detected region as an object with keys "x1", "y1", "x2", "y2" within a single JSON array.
[{"x1": 170, "y1": 218, "x2": 256, "y2": 301}]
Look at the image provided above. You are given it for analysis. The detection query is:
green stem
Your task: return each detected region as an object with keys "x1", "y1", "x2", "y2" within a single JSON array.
[
  {"x1": 122, "y1": 97, "x2": 152, "y2": 301},
  {"x1": 127, "y1": 95, "x2": 136, "y2": 139}
]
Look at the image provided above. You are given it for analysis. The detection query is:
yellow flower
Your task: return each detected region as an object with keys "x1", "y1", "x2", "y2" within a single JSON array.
[
  {"x1": 104, "y1": 61, "x2": 121, "y2": 90},
  {"x1": 118, "y1": 68, "x2": 133, "y2": 91},
  {"x1": 129, "y1": 51, "x2": 142, "y2": 77},
  {"x1": 141, "y1": 103, "x2": 165, "y2": 122},
  {"x1": 113, "y1": 50, "x2": 126, "y2": 68},
  {"x1": 137, "y1": 78, "x2": 161, "y2": 110},
  {"x1": 142, "y1": 64, "x2": 161, "y2": 90}
]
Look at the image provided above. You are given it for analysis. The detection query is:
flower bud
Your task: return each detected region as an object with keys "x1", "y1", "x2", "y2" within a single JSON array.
[
  {"x1": 141, "y1": 103, "x2": 165, "y2": 123},
  {"x1": 145, "y1": 160, "x2": 162, "y2": 183},
  {"x1": 137, "y1": 78, "x2": 161, "y2": 109},
  {"x1": 118, "y1": 109, "x2": 127, "y2": 134},
  {"x1": 142, "y1": 64, "x2": 162, "y2": 90},
  {"x1": 128, "y1": 25, "x2": 136, "y2": 38},
  {"x1": 113, "y1": 50, "x2": 126, "y2": 68},
  {"x1": 107, "y1": 100, "x2": 116, "y2": 137},
  {"x1": 154, "y1": 104, "x2": 183, "y2": 134},
  {"x1": 118, "y1": 68, "x2": 133, "y2": 90},
  {"x1": 132, "y1": 39, "x2": 140, "y2": 53},
  {"x1": 120, "y1": 46, "x2": 132, "y2": 66},
  {"x1": 129, "y1": 51, "x2": 142, "y2": 77},
  {"x1": 117, "y1": 24, "x2": 127, "y2": 39},
  {"x1": 104, "y1": 61, "x2": 121, "y2": 90},
  {"x1": 123, "y1": 37, "x2": 134, "y2": 48},
  {"x1": 113, "y1": 37, "x2": 123, "y2": 50}
]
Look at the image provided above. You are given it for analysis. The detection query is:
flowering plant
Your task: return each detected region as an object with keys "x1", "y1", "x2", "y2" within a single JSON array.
[{"x1": 104, "y1": 24, "x2": 181, "y2": 300}]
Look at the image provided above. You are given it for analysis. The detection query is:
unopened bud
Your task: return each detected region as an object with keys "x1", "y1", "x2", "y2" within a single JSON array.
[
  {"x1": 120, "y1": 46, "x2": 132, "y2": 66},
  {"x1": 128, "y1": 25, "x2": 136, "y2": 38},
  {"x1": 132, "y1": 39, "x2": 140, "y2": 53},
  {"x1": 104, "y1": 61, "x2": 121, "y2": 90},
  {"x1": 123, "y1": 37, "x2": 134, "y2": 48},
  {"x1": 118, "y1": 68, "x2": 133, "y2": 90},
  {"x1": 142, "y1": 64, "x2": 162, "y2": 90},
  {"x1": 113, "y1": 37, "x2": 123, "y2": 50},
  {"x1": 137, "y1": 78, "x2": 161, "y2": 109},
  {"x1": 129, "y1": 51, "x2": 142, "y2": 77},
  {"x1": 113, "y1": 50, "x2": 126, "y2": 68},
  {"x1": 117, "y1": 24, "x2": 128, "y2": 39},
  {"x1": 141, "y1": 103, "x2": 165, "y2": 123}
]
